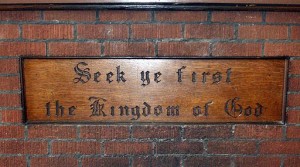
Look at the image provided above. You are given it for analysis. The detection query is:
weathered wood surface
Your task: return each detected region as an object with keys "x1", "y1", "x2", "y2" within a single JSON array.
[{"x1": 22, "y1": 58, "x2": 287, "y2": 123}]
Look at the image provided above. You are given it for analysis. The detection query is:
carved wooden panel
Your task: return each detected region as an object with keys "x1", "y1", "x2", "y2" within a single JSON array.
[{"x1": 22, "y1": 58, "x2": 287, "y2": 123}]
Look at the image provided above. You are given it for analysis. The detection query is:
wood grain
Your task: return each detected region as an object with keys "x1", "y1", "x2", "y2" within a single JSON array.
[{"x1": 22, "y1": 58, "x2": 287, "y2": 123}]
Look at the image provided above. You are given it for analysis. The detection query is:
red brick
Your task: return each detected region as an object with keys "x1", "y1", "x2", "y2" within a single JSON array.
[
  {"x1": 234, "y1": 125, "x2": 282, "y2": 139},
  {"x1": 266, "y1": 12, "x2": 300, "y2": 23},
  {"x1": 132, "y1": 24, "x2": 182, "y2": 39},
  {"x1": 0, "y1": 94, "x2": 20, "y2": 107},
  {"x1": 239, "y1": 25, "x2": 288, "y2": 39},
  {"x1": 287, "y1": 126, "x2": 300, "y2": 139},
  {"x1": 207, "y1": 141, "x2": 256, "y2": 154},
  {"x1": 30, "y1": 157, "x2": 78, "y2": 167},
  {"x1": 288, "y1": 94, "x2": 300, "y2": 107},
  {"x1": 185, "y1": 24, "x2": 234, "y2": 39},
  {"x1": 212, "y1": 43, "x2": 262, "y2": 56},
  {"x1": 104, "y1": 42, "x2": 154, "y2": 57},
  {"x1": 80, "y1": 126, "x2": 129, "y2": 139},
  {"x1": 0, "y1": 126, "x2": 24, "y2": 138},
  {"x1": 185, "y1": 157, "x2": 231, "y2": 167},
  {"x1": 0, "y1": 77, "x2": 19, "y2": 90},
  {"x1": 212, "y1": 11, "x2": 262, "y2": 22},
  {"x1": 0, "y1": 157, "x2": 26, "y2": 167},
  {"x1": 52, "y1": 141, "x2": 100, "y2": 154},
  {"x1": 265, "y1": 43, "x2": 300, "y2": 57},
  {"x1": 0, "y1": 25, "x2": 19, "y2": 39},
  {"x1": 285, "y1": 156, "x2": 300, "y2": 167},
  {"x1": 133, "y1": 126, "x2": 180, "y2": 139},
  {"x1": 289, "y1": 78, "x2": 300, "y2": 91},
  {"x1": 291, "y1": 26, "x2": 300, "y2": 40},
  {"x1": 260, "y1": 141, "x2": 300, "y2": 154},
  {"x1": 44, "y1": 10, "x2": 96, "y2": 22},
  {"x1": 156, "y1": 11, "x2": 207, "y2": 22},
  {"x1": 133, "y1": 157, "x2": 180, "y2": 167},
  {"x1": 49, "y1": 42, "x2": 100, "y2": 56},
  {"x1": 1, "y1": 110, "x2": 23, "y2": 123},
  {"x1": 158, "y1": 42, "x2": 209, "y2": 56},
  {"x1": 82, "y1": 157, "x2": 129, "y2": 167},
  {"x1": 289, "y1": 60, "x2": 300, "y2": 75},
  {"x1": 0, "y1": 11, "x2": 40, "y2": 21},
  {"x1": 0, "y1": 42, "x2": 45, "y2": 56},
  {"x1": 184, "y1": 125, "x2": 232, "y2": 139},
  {"x1": 235, "y1": 157, "x2": 281, "y2": 167},
  {"x1": 0, "y1": 59, "x2": 19, "y2": 74},
  {"x1": 100, "y1": 11, "x2": 150, "y2": 22},
  {"x1": 287, "y1": 111, "x2": 300, "y2": 124},
  {"x1": 156, "y1": 142, "x2": 203, "y2": 154},
  {"x1": 23, "y1": 24, "x2": 73, "y2": 39},
  {"x1": 0, "y1": 141, "x2": 47, "y2": 154},
  {"x1": 28, "y1": 125, "x2": 77, "y2": 139},
  {"x1": 77, "y1": 24, "x2": 128, "y2": 39},
  {"x1": 105, "y1": 142, "x2": 152, "y2": 155}
]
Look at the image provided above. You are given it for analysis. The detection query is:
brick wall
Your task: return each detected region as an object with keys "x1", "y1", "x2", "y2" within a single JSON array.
[{"x1": 0, "y1": 10, "x2": 299, "y2": 167}]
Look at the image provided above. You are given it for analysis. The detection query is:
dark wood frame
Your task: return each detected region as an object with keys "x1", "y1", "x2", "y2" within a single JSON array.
[{"x1": 0, "y1": 0, "x2": 299, "y2": 11}]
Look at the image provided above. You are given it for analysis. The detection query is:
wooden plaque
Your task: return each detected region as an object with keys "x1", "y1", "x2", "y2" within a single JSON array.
[{"x1": 21, "y1": 58, "x2": 287, "y2": 124}]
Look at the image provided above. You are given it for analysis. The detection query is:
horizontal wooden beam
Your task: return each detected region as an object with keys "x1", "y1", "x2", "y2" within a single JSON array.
[{"x1": 0, "y1": 4, "x2": 299, "y2": 11}]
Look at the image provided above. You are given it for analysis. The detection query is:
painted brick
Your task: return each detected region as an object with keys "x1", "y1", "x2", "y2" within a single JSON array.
[
  {"x1": 184, "y1": 125, "x2": 232, "y2": 139},
  {"x1": 266, "y1": 12, "x2": 300, "y2": 23},
  {"x1": 212, "y1": 11, "x2": 262, "y2": 22},
  {"x1": 105, "y1": 142, "x2": 152, "y2": 155},
  {"x1": 132, "y1": 24, "x2": 182, "y2": 39},
  {"x1": 287, "y1": 111, "x2": 300, "y2": 124},
  {"x1": 235, "y1": 157, "x2": 281, "y2": 167},
  {"x1": 52, "y1": 141, "x2": 101, "y2": 155},
  {"x1": 49, "y1": 42, "x2": 100, "y2": 56},
  {"x1": 234, "y1": 125, "x2": 282, "y2": 139},
  {"x1": 185, "y1": 157, "x2": 231, "y2": 167},
  {"x1": 0, "y1": 141, "x2": 47, "y2": 154},
  {"x1": 289, "y1": 60, "x2": 300, "y2": 75},
  {"x1": 212, "y1": 43, "x2": 262, "y2": 56},
  {"x1": 80, "y1": 126, "x2": 129, "y2": 139},
  {"x1": 156, "y1": 142, "x2": 203, "y2": 154},
  {"x1": 0, "y1": 59, "x2": 19, "y2": 74},
  {"x1": 30, "y1": 157, "x2": 78, "y2": 167},
  {"x1": 265, "y1": 43, "x2": 300, "y2": 57},
  {"x1": 284, "y1": 156, "x2": 300, "y2": 167},
  {"x1": 291, "y1": 26, "x2": 300, "y2": 40},
  {"x1": 207, "y1": 141, "x2": 256, "y2": 154},
  {"x1": 44, "y1": 10, "x2": 96, "y2": 22},
  {"x1": 185, "y1": 24, "x2": 234, "y2": 39},
  {"x1": 0, "y1": 11, "x2": 40, "y2": 21},
  {"x1": 82, "y1": 157, "x2": 129, "y2": 167},
  {"x1": 287, "y1": 126, "x2": 300, "y2": 139},
  {"x1": 155, "y1": 11, "x2": 207, "y2": 22},
  {"x1": 1, "y1": 110, "x2": 23, "y2": 123},
  {"x1": 0, "y1": 94, "x2": 20, "y2": 107},
  {"x1": 77, "y1": 24, "x2": 128, "y2": 39},
  {"x1": 0, "y1": 25, "x2": 19, "y2": 39},
  {"x1": 133, "y1": 157, "x2": 180, "y2": 167},
  {"x1": 260, "y1": 141, "x2": 300, "y2": 154},
  {"x1": 0, "y1": 157, "x2": 26, "y2": 167},
  {"x1": 104, "y1": 42, "x2": 155, "y2": 56},
  {"x1": 0, "y1": 126, "x2": 24, "y2": 138},
  {"x1": 0, "y1": 42, "x2": 46, "y2": 56},
  {"x1": 99, "y1": 10, "x2": 150, "y2": 22},
  {"x1": 288, "y1": 94, "x2": 300, "y2": 107},
  {"x1": 239, "y1": 25, "x2": 288, "y2": 39},
  {"x1": 23, "y1": 24, "x2": 73, "y2": 39},
  {"x1": 28, "y1": 125, "x2": 77, "y2": 139},
  {"x1": 0, "y1": 76, "x2": 20, "y2": 90},
  {"x1": 132, "y1": 126, "x2": 180, "y2": 139},
  {"x1": 158, "y1": 42, "x2": 209, "y2": 56}
]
